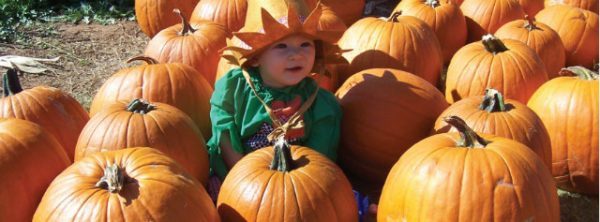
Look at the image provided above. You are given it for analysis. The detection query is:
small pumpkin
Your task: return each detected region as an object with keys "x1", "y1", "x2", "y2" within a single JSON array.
[
  {"x1": 527, "y1": 66, "x2": 598, "y2": 195},
  {"x1": 536, "y1": 5, "x2": 599, "y2": 69},
  {"x1": 190, "y1": 0, "x2": 248, "y2": 33},
  {"x1": 445, "y1": 34, "x2": 548, "y2": 104},
  {"x1": 335, "y1": 68, "x2": 449, "y2": 188},
  {"x1": 33, "y1": 147, "x2": 219, "y2": 221},
  {"x1": 378, "y1": 116, "x2": 560, "y2": 221},
  {"x1": 76, "y1": 99, "x2": 209, "y2": 185},
  {"x1": 135, "y1": 0, "x2": 200, "y2": 37},
  {"x1": 0, "y1": 67, "x2": 89, "y2": 161},
  {"x1": 217, "y1": 141, "x2": 357, "y2": 221},
  {"x1": 336, "y1": 12, "x2": 444, "y2": 87},
  {"x1": 145, "y1": 9, "x2": 229, "y2": 85},
  {"x1": 460, "y1": 0, "x2": 525, "y2": 43},
  {"x1": 434, "y1": 88, "x2": 552, "y2": 170},
  {"x1": 495, "y1": 15, "x2": 566, "y2": 78},
  {"x1": 89, "y1": 56, "x2": 213, "y2": 140},
  {"x1": 0, "y1": 118, "x2": 70, "y2": 222}
]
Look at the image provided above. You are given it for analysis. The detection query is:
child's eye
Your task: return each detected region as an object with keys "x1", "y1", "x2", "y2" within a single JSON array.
[
  {"x1": 273, "y1": 43, "x2": 287, "y2": 49},
  {"x1": 300, "y1": 42, "x2": 313, "y2": 47}
]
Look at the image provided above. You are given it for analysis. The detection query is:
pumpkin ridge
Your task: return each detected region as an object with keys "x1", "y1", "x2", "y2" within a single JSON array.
[{"x1": 291, "y1": 164, "x2": 338, "y2": 220}]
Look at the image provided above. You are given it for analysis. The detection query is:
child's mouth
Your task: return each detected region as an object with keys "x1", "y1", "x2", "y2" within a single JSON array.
[{"x1": 286, "y1": 66, "x2": 303, "y2": 72}]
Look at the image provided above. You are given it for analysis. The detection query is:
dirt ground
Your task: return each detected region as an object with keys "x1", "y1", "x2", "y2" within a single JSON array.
[{"x1": 0, "y1": 18, "x2": 598, "y2": 221}]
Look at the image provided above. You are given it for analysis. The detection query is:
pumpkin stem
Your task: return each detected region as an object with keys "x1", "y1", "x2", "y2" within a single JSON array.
[
  {"x1": 2, "y1": 66, "x2": 23, "y2": 97},
  {"x1": 388, "y1": 11, "x2": 402, "y2": 22},
  {"x1": 482, "y1": 34, "x2": 508, "y2": 55},
  {"x1": 523, "y1": 15, "x2": 540, "y2": 31},
  {"x1": 269, "y1": 137, "x2": 295, "y2": 172},
  {"x1": 443, "y1": 116, "x2": 489, "y2": 148},
  {"x1": 479, "y1": 88, "x2": 507, "y2": 112},
  {"x1": 96, "y1": 164, "x2": 125, "y2": 193},
  {"x1": 173, "y1": 8, "x2": 196, "y2": 36},
  {"x1": 425, "y1": 0, "x2": 441, "y2": 8},
  {"x1": 126, "y1": 56, "x2": 159, "y2": 65},
  {"x1": 127, "y1": 99, "x2": 156, "y2": 114},
  {"x1": 559, "y1": 66, "x2": 599, "y2": 80}
]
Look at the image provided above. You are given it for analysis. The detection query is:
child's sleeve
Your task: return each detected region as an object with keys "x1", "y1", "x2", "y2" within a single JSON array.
[
  {"x1": 304, "y1": 90, "x2": 342, "y2": 161},
  {"x1": 208, "y1": 71, "x2": 245, "y2": 179}
]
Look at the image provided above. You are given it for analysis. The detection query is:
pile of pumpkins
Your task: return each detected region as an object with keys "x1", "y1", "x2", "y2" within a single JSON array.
[{"x1": 0, "y1": 0, "x2": 597, "y2": 221}]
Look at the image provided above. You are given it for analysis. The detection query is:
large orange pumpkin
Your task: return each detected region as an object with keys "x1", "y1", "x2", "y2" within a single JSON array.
[
  {"x1": 89, "y1": 56, "x2": 213, "y2": 140},
  {"x1": 135, "y1": 0, "x2": 200, "y2": 37},
  {"x1": 76, "y1": 99, "x2": 209, "y2": 185},
  {"x1": 495, "y1": 15, "x2": 566, "y2": 78},
  {"x1": 145, "y1": 9, "x2": 228, "y2": 85},
  {"x1": 527, "y1": 66, "x2": 598, "y2": 195},
  {"x1": 0, "y1": 118, "x2": 70, "y2": 222},
  {"x1": 445, "y1": 34, "x2": 548, "y2": 104},
  {"x1": 393, "y1": 0, "x2": 467, "y2": 64},
  {"x1": 460, "y1": 0, "x2": 525, "y2": 43},
  {"x1": 378, "y1": 116, "x2": 560, "y2": 221},
  {"x1": 335, "y1": 68, "x2": 449, "y2": 188},
  {"x1": 433, "y1": 88, "x2": 552, "y2": 170},
  {"x1": 217, "y1": 142, "x2": 357, "y2": 221},
  {"x1": 190, "y1": 0, "x2": 248, "y2": 33},
  {"x1": 535, "y1": 5, "x2": 599, "y2": 69},
  {"x1": 33, "y1": 147, "x2": 219, "y2": 221},
  {"x1": 0, "y1": 68, "x2": 89, "y2": 161},
  {"x1": 336, "y1": 12, "x2": 443, "y2": 87},
  {"x1": 519, "y1": 0, "x2": 545, "y2": 16},
  {"x1": 304, "y1": 0, "x2": 365, "y2": 26},
  {"x1": 544, "y1": 0, "x2": 599, "y2": 13}
]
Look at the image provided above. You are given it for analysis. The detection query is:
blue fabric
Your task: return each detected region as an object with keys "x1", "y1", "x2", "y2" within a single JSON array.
[{"x1": 353, "y1": 190, "x2": 370, "y2": 222}]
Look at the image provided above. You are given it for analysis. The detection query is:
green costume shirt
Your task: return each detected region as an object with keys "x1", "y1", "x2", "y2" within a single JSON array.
[{"x1": 207, "y1": 67, "x2": 342, "y2": 180}]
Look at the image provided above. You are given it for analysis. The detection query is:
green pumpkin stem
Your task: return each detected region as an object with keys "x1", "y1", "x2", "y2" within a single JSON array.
[
  {"x1": 127, "y1": 99, "x2": 156, "y2": 114},
  {"x1": 425, "y1": 0, "x2": 441, "y2": 8},
  {"x1": 479, "y1": 88, "x2": 507, "y2": 112},
  {"x1": 559, "y1": 66, "x2": 599, "y2": 80},
  {"x1": 3, "y1": 68, "x2": 23, "y2": 97},
  {"x1": 388, "y1": 11, "x2": 402, "y2": 22},
  {"x1": 95, "y1": 164, "x2": 125, "y2": 193},
  {"x1": 126, "y1": 56, "x2": 159, "y2": 65},
  {"x1": 482, "y1": 34, "x2": 509, "y2": 55},
  {"x1": 523, "y1": 15, "x2": 539, "y2": 31},
  {"x1": 173, "y1": 8, "x2": 196, "y2": 36},
  {"x1": 269, "y1": 137, "x2": 294, "y2": 172},
  {"x1": 444, "y1": 116, "x2": 489, "y2": 148}
]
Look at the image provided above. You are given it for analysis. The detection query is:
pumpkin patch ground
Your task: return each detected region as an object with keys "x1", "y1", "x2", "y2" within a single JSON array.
[{"x1": 0, "y1": 18, "x2": 598, "y2": 222}]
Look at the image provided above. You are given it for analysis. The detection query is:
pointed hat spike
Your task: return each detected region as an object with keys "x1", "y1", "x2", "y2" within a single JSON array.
[
  {"x1": 287, "y1": 2, "x2": 303, "y2": 31},
  {"x1": 302, "y1": 2, "x2": 323, "y2": 35}
]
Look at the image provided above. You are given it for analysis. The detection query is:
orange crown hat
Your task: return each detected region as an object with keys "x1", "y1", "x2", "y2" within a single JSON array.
[{"x1": 220, "y1": 0, "x2": 348, "y2": 68}]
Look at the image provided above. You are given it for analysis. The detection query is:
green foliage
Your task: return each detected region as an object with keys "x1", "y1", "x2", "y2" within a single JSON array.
[{"x1": 0, "y1": 0, "x2": 134, "y2": 43}]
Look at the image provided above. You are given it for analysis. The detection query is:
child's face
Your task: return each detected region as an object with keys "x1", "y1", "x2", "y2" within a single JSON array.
[{"x1": 253, "y1": 34, "x2": 316, "y2": 88}]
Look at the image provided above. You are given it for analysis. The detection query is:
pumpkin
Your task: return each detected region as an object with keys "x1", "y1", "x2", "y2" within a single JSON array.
[
  {"x1": 304, "y1": 0, "x2": 365, "y2": 26},
  {"x1": 378, "y1": 116, "x2": 560, "y2": 221},
  {"x1": 527, "y1": 66, "x2": 598, "y2": 195},
  {"x1": 544, "y1": 0, "x2": 599, "y2": 13},
  {"x1": 460, "y1": 0, "x2": 525, "y2": 43},
  {"x1": 217, "y1": 142, "x2": 357, "y2": 221},
  {"x1": 76, "y1": 99, "x2": 209, "y2": 185},
  {"x1": 0, "y1": 68, "x2": 89, "y2": 161},
  {"x1": 519, "y1": 0, "x2": 545, "y2": 16},
  {"x1": 536, "y1": 5, "x2": 599, "y2": 69},
  {"x1": 89, "y1": 56, "x2": 213, "y2": 140},
  {"x1": 445, "y1": 34, "x2": 548, "y2": 104},
  {"x1": 336, "y1": 12, "x2": 443, "y2": 88},
  {"x1": 190, "y1": 0, "x2": 248, "y2": 33},
  {"x1": 495, "y1": 15, "x2": 566, "y2": 78},
  {"x1": 33, "y1": 147, "x2": 219, "y2": 221},
  {"x1": 135, "y1": 0, "x2": 200, "y2": 38},
  {"x1": 335, "y1": 68, "x2": 449, "y2": 188},
  {"x1": 433, "y1": 88, "x2": 552, "y2": 170},
  {"x1": 0, "y1": 118, "x2": 70, "y2": 222},
  {"x1": 145, "y1": 9, "x2": 228, "y2": 85},
  {"x1": 393, "y1": 0, "x2": 467, "y2": 64}
]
